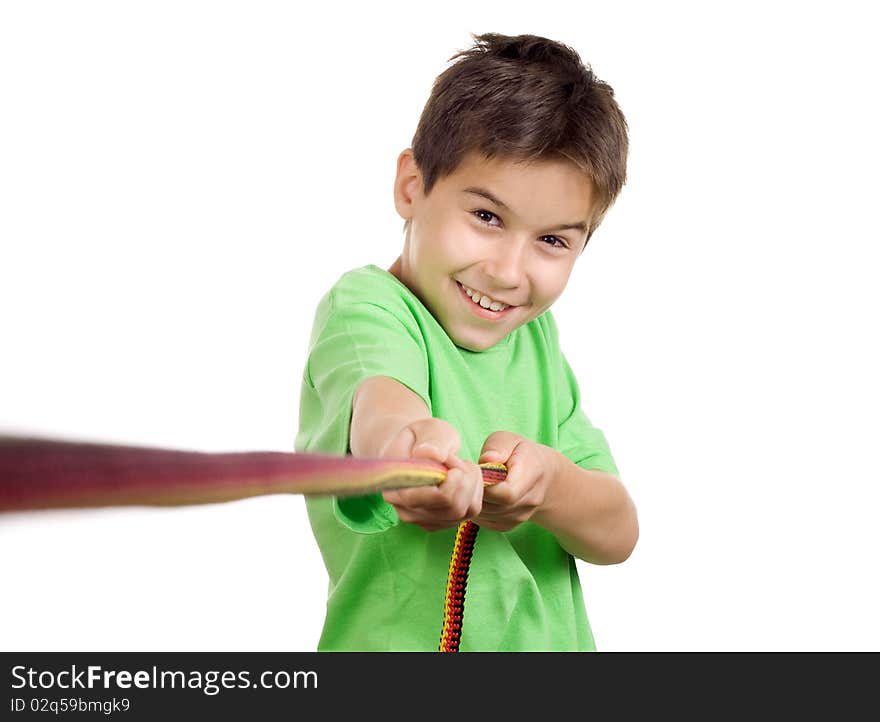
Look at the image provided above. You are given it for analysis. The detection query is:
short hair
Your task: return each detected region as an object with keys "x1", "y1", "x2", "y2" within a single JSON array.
[{"x1": 406, "y1": 32, "x2": 629, "y2": 245}]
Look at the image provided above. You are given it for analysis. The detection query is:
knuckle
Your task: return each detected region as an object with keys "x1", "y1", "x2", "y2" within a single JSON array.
[
  {"x1": 489, "y1": 488, "x2": 513, "y2": 506},
  {"x1": 449, "y1": 498, "x2": 471, "y2": 519},
  {"x1": 435, "y1": 419, "x2": 460, "y2": 446},
  {"x1": 413, "y1": 418, "x2": 462, "y2": 456}
]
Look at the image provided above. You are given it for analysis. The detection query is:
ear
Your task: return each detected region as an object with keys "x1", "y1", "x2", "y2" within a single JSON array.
[{"x1": 393, "y1": 148, "x2": 423, "y2": 223}]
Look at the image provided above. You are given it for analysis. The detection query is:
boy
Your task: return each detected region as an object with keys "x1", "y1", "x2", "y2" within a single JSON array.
[{"x1": 295, "y1": 32, "x2": 638, "y2": 651}]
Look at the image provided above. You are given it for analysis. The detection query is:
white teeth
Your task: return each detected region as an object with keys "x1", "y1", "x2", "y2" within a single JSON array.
[{"x1": 460, "y1": 283, "x2": 509, "y2": 311}]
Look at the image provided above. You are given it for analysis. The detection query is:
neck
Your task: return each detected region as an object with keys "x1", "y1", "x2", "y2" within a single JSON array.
[{"x1": 387, "y1": 256, "x2": 403, "y2": 282}]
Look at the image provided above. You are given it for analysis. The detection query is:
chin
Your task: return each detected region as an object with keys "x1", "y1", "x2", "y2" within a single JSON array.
[{"x1": 453, "y1": 333, "x2": 500, "y2": 352}]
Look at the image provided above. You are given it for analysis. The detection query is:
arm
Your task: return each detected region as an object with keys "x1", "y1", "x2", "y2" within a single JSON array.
[
  {"x1": 349, "y1": 375, "x2": 431, "y2": 458},
  {"x1": 350, "y1": 375, "x2": 484, "y2": 532},
  {"x1": 478, "y1": 432, "x2": 638, "y2": 565},
  {"x1": 533, "y1": 448, "x2": 638, "y2": 565}
]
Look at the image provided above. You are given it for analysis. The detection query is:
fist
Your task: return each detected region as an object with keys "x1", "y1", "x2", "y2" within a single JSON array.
[
  {"x1": 476, "y1": 430, "x2": 558, "y2": 532},
  {"x1": 381, "y1": 418, "x2": 483, "y2": 532}
]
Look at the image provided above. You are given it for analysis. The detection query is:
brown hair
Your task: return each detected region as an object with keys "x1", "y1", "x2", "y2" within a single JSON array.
[{"x1": 406, "y1": 32, "x2": 629, "y2": 245}]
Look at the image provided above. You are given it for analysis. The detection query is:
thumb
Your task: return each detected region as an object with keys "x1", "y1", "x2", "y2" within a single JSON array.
[
  {"x1": 479, "y1": 450, "x2": 505, "y2": 463},
  {"x1": 479, "y1": 431, "x2": 519, "y2": 464}
]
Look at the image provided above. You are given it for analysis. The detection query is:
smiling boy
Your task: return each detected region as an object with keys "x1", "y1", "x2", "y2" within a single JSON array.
[{"x1": 295, "y1": 32, "x2": 637, "y2": 651}]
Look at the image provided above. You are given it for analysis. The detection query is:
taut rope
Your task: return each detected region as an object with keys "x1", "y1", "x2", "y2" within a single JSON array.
[{"x1": 0, "y1": 435, "x2": 506, "y2": 651}]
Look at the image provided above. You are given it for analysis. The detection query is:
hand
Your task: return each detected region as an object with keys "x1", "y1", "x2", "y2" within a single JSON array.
[
  {"x1": 475, "y1": 431, "x2": 559, "y2": 532},
  {"x1": 381, "y1": 418, "x2": 484, "y2": 532}
]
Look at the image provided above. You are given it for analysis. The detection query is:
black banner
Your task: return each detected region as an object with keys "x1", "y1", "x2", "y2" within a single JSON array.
[{"x1": 2, "y1": 652, "x2": 875, "y2": 718}]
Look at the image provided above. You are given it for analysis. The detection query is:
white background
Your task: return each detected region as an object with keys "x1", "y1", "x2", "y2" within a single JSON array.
[{"x1": 2, "y1": 1, "x2": 878, "y2": 652}]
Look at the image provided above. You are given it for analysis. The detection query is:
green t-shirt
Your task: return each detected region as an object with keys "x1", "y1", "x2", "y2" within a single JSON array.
[{"x1": 295, "y1": 265, "x2": 618, "y2": 651}]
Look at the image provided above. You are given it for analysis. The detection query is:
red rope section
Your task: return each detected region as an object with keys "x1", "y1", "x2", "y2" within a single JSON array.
[
  {"x1": 0, "y1": 436, "x2": 451, "y2": 512},
  {"x1": 438, "y1": 520, "x2": 480, "y2": 652},
  {"x1": 1, "y1": 435, "x2": 509, "y2": 653},
  {"x1": 438, "y1": 461, "x2": 507, "y2": 652}
]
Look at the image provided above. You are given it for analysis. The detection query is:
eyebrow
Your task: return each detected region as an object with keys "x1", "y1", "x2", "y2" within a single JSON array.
[{"x1": 461, "y1": 186, "x2": 589, "y2": 234}]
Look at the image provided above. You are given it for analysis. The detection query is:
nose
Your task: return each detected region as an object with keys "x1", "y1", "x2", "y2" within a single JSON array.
[{"x1": 484, "y1": 238, "x2": 527, "y2": 290}]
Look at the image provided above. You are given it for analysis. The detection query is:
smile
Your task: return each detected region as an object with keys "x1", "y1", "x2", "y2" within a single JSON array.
[{"x1": 456, "y1": 281, "x2": 516, "y2": 320}]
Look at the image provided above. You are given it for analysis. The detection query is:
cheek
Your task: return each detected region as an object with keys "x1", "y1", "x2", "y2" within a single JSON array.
[
  {"x1": 438, "y1": 219, "x2": 481, "y2": 260},
  {"x1": 532, "y1": 268, "x2": 569, "y2": 304}
]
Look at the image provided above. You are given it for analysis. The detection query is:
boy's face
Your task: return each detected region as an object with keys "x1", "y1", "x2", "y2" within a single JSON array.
[{"x1": 391, "y1": 149, "x2": 594, "y2": 352}]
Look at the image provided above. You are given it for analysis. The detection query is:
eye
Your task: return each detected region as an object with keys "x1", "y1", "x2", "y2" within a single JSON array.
[
  {"x1": 472, "y1": 209, "x2": 569, "y2": 249},
  {"x1": 540, "y1": 236, "x2": 568, "y2": 249},
  {"x1": 472, "y1": 208, "x2": 500, "y2": 226}
]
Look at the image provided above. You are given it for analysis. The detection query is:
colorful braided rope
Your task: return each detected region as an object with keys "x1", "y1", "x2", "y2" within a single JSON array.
[
  {"x1": 438, "y1": 461, "x2": 508, "y2": 652},
  {"x1": 0, "y1": 436, "x2": 449, "y2": 511},
  {"x1": 439, "y1": 520, "x2": 480, "y2": 652},
  {"x1": 1, "y1": 436, "x2": 509, "y2": 653}
]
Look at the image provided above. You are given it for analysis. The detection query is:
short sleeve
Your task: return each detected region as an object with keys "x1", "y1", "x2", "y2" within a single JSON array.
[
  {"x1": 555, "y1": 350, "x2": 620, "y2": 477},
  {"x1": 295, "y1": 290, "x2": 431, "y2": 532}
]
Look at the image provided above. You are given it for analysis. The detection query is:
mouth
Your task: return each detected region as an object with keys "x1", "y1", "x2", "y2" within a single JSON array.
[{"x1": 455, "y1": 281, "x2": 517, "y2": 320}]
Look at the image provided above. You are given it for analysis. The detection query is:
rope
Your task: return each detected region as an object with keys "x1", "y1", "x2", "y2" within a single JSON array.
[
  {"x1": 0, "y1": 435, "x2": 507, "y2": 652},
  {"x1": 437, "y1": 463, "x2": 506, "y2": 653}
]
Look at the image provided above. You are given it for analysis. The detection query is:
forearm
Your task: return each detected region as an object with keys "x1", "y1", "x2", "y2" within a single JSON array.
[
  {"x1": 350, "y1": 410, "x2": 420, "y2": 458},
  {"x1": 532, "y1": 448, "x2": 639, "y2": 565},
  {"x1": 349, "y1": 376, "x2": 431, "y2": 458}
]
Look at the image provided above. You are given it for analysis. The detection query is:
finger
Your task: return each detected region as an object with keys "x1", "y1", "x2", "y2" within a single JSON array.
[
  {"x1": 411, "y1": 441, "x2": 450, "y2": 464},
  {"x1": 479, "y1": 498, "x2": 509, "y2": 509},
  {"x1": 475, "y1": 517, "x2": 518, "y2": 532},
  {"x1": 394, "y1": 506, "x2": 463, "y2": 529},
  {"x1": 438, "y1": 466, "x2": 481, "y2": 519},
  {"x1": 482, "y1": 483, "x2": 519, "y2": 507},
  {"x1": 391, "y1": 491, "x2": 475, "y2": 529},
  {"x1": 468, "y1": 475, "x2": 484, "y2": 519},
  {"x1": 384, "y1": 466, "x2": 475, "y2": 519},
  {"x1": 446, "y1": 462, "x2": 484, "y2": 519},
  {"x1": 379, "y1": 425, "x2": 418, "y2": 459},
  {"x1": 482, "y1": 460, "x2": 525, "y2": 505},
  {"x1": 393, "y1": 506, "x2": 466, "y2": 532},
  {"x1": 411, "y1": 422, "x2": 460, "y2": 463},
  {"x1": 443, "y1": 455, "x2": 464, "y2": 470},
  {"x1": 479, "y1": 430, "x2": 520, "y2": 464},
  {"x1": 383, "y1": 485, "x2": 452, "y2": 512},
  {"x1": 485, "y1": 482, "x2": 543, "y2": 513},
  {"x1": 485, "y1": 441, "x2": 546, "y2": 501}
]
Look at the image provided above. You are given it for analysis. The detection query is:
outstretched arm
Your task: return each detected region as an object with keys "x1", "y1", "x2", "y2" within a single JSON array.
[
  {"x1": 478, "y1": 431, "x2": 638, "y2": 564},
  {"x1": 351, "y1": 375, "x2": 484, "y2": 532}
]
